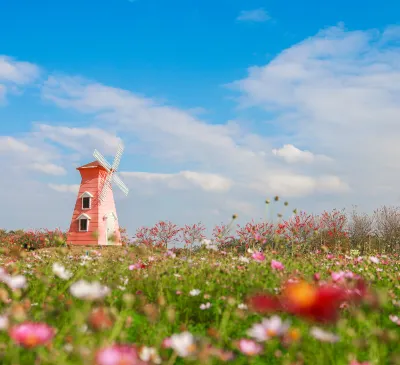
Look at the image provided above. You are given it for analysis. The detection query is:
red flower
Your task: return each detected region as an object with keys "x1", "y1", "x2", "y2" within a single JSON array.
[{"x1": 247, "y1": 293, "x2": 281, "y2": 314}]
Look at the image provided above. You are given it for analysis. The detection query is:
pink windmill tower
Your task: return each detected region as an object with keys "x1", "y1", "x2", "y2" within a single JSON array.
[{"x1": 66, "y1": 143, "x2": 129, "y2": 246}]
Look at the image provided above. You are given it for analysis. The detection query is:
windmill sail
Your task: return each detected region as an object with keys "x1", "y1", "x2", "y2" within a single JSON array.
[{"x1": 93, "y1": 142, "x2": 129, "y2": 204}]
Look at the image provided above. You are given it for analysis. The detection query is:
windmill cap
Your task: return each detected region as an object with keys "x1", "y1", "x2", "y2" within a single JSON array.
[{"x1": 76, "y1": 161, "x2": 108, "y2": 170}]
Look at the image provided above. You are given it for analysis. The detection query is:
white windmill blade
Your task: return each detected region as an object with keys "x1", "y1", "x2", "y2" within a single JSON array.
[
  {"x1": 112, "y1": 174, "x2": 129, "y2": 196},
  {"x1": 98, "y1": 172, "x2": 114, "y2": 203},
  {"x1": 93, "y1": 149, "x2": 112, "y2": 171},
  {"x1": 111, "y1": 143, "x2": 124, "y2": 171}
]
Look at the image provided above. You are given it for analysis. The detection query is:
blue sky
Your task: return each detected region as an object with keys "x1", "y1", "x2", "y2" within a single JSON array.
[{"x1": 1, "y1": 0, "x2": 400, "y2": 234}]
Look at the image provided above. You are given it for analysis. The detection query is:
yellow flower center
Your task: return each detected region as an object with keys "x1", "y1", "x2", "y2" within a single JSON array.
[
  {"x1": 24, "y1": 334, "x2": 39, "y2": 347},
  {"x1": 284, "y1": 281, "x2": 317, "y2": 308}
]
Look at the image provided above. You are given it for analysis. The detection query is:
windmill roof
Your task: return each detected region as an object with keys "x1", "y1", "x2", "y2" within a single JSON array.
[{"x1": 77, "y1": 160, "x2": 108, "y2": 170}]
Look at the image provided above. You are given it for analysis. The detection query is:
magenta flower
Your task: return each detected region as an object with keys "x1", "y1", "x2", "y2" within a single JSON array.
[
  {"x1": 252, "y1": 252, "x2": 265, "y2": 262},
  {"x1": 95, "y1": 345, "x2": 142, "y2": 365},
  {"x1": 9, "y1": 322, "x2": 55, "y2": 348},
  {"x1": 271, "y1": 260, "x2": 284, "y2": 271}
]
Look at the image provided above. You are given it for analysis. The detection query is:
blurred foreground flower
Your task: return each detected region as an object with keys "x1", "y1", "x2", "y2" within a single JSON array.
[
  {"x1": 237, "y1": 339, "x2": 262, "y2": 356},
  {"x1": 248, "y1": 279, "x2": 365, "y2": 323},
  {"x1": 310, "y1": 327, "x2": 339, "y2": 343},
  {"x1": 247, "y1": 315, "x2": 290, "y2": 342},
  {"x1": 70, "y1": 280, "x2": 110, "y2": 301},
  {"x1": 167, "y1": 332, "x2": 196, "y2": 357},
  {"x1": 9, "y1": 322, "x2": 55, "y2": 348},
  {"x1": 95, "y1": 345, "x2": 142, "y2": 365},
  {"x1": 0, "y1": 268, "x2": 27, "y2": 290},
  {"x1": 52, "y1": 263, "x2": 73, "y2": 280},
  {"x1": 139, "y1": 346, "x2": 162, "y2": 364}
]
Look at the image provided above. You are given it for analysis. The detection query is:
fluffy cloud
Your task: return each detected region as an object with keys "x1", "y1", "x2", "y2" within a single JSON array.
[
  {"x1": 232, "y1": 24, "x2": 400, "y2": 210},
  {"x1": 29, "y1": 163, "x2": 67, "y2": 176},
  {"x1": 236, "y1": 8, "x2": 270, "y2": 22},
  {"x1": 272, "y1": 144, "x2": 331, "y2": 164},
  {"x1": 40, "y1": 76, "x2": 344, "y2": 200},
  {"x1": 48, "y1": 184, "x2": 80, "y2": 193},
  {"x1": 33, "y1": 124, "x2": 121, "y2": 155},
  {"x1": 0, "y1": 56, "x2": 39, "y2": 101},
  {"x1": 121, "y1": 171, "x2": 233, "y2": 193}
]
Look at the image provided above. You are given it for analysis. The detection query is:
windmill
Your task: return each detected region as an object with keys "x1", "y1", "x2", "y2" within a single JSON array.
[
  {"x1": 94, "y1": 143, "x2": 129, "y2": 203},
  {"x1": 66, "y1": 143, "x2": 129, "y2": 246}
]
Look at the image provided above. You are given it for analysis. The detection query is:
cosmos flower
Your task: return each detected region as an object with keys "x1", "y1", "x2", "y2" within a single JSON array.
[
  {"x1": 0, "y1": 315, "x2": 9, "y2": 331},
  {"x1": 189, "y1": 289, "x2": 201, "y2": 296},
  {"x1": 369, "y1": 256, "x2": 380, "y2": 264},
  {"x1": 9, "y1": 322, "x2": 55, "y2": 348},
  {"x1": 52, "y1": 263, "x2": 73, "y2": 280},
  {"x1": 200, "y1": 302, "x2": 211, "y2": 310},
  {"x1": 168, "y1": 332, "x2": 196, "y2": 357},
  {"x1": 247, "y1": 315, "x2": 290, "y2": 342},
  {"x1": 139, "y1": 346, "x2": 161, "y2": 364},
  {"x1": 271, "y1": 260, "x2": 284, "y2": 271},
  {"x1": 310, "y1": 327, "x2": 340, "y2": 343},
  {"x1": 237, "y1": 339, "x2": 262, "y2": 356},
  {"x1": 69, "y1": 280, "x2": 110, "y2": 301},
  {"x1": 252, "y1": 252, "x2": 265, "y2": 262},
  {"x1": 95, "y1": 345, "x2": 141, "y2": 365},
  {"x1": 248, "y1": 280, "x2": 353, "y2": 323},
  {"x1": 389, "y1": 315, "x2": 400, "y2": 325}
]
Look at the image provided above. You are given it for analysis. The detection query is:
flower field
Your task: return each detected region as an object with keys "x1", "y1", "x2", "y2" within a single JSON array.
[{"x1": 0, "y1": 206, "x2": 399, "y2": 365}]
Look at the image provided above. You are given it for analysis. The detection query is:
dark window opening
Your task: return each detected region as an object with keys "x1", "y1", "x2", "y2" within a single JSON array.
[
  {"x1": 80, "y1": 219, "x2": 88, "y2": 231},
  {"x1": 82, "y1": 197, "x2": 91, "y2": 209}
]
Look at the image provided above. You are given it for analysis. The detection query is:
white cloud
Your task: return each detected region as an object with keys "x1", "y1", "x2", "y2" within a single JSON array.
[
  {"x1": 29, "y1": 163, "x2": 67, "y2": 176},
  {"x1": 272, "y1": 144, "x2": 331, "y2": 164},
  {"x1": 0, "y1": 56, "x2": 39, "y2": 101},
  {"x1": 0, "y1": 136, "x2": 31, "y2": 153},
  {"x1": 232, "y1": 24, "x2": 400, "y2": 209},
  {"x1": 237, "y1": 8, "x2": 270, "y2": 23},
  {"x1": 34, "y1": 124, "x2": 121, "y2": 156},
  {"x1": 48, "y1": 184, "x2": 80, "y2": 193},
  {"x1": 121, "y1": 171, "x2": 233, "y2": 192},
  {"x1": 41, "y1": 76, "x2": 343, "y2": 202}
]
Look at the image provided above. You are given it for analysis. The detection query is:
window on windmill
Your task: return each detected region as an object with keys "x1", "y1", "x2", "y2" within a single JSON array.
[
  {"x1": 79, "y1": 219, "x2": 88, "y2": 232},
  {"x1": 82, "y1": 197, "x2": 91, "y2": 209}
]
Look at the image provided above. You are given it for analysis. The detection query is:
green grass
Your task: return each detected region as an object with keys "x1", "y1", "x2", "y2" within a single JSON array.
[{"x1": 0, "y1": 245, "x2": 399, "y2": 365}]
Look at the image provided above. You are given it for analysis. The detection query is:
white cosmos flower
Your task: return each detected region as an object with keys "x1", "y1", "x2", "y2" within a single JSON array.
[
  {"x1": 52, "y1": 263, "x2": 73, "y2": 280},
  {"x1": 139, "y1": 346, "x2": 162, "y2": 364},
  {"x1": 239, "y1": 256, "x2": 250, "y2": 263},
  {"x1": 200, "y1": 302, "x2": 211, "y2": 310},
  {"x1": 310, "y1": 327, "x2": 340, "y2": 343},
  {"x1": 247, "y1": 315, "x2": 290, "y2": 342},
  {"x1": 69, "y1": 280, "x2": 110, "y2": 300},
  {"x1": 4, "y1": 275, "x2": 27, "y2": 290},
  {"x1": 0, "y1": 315, "x2": 9, "y2": 330},
  {"x1": 189, "y1": 289, "x2": 201, "y2": 296},
  {"x1": 169, "y1": 332, "x2": 196, "y2": 357}
]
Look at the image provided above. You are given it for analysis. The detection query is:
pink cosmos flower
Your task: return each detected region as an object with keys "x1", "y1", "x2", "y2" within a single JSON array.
[
  {"x1": 238, "y1": 339, "x2": 262, "y2": 356},
  {"x1": 9, "y1": 322, "x2": 55, "y2": 348},
  {"x1": 271, "y1": 260, "x2": 284, "y2": 271},
  {"x1": 129, "y1": 263, "x2": 146, "y2": 270},
  {"x1": 369, "y1": 256, "x2": 380, "y2": 264},
  {"x1": 95, "y1": 345, "x2": 142, "y2": 365},
  {"x1": 350, "y1": 361, "x2": 370, "y2": 365},
  {"x1": 326, "y1": 254, "x2": 334, "y2": 260},
  {"x1": 389, "y1": 315, "x2": 400, "y2": 325},
  {"x1": 252, "y1": 252, "x2": 265, "y2": 262}
]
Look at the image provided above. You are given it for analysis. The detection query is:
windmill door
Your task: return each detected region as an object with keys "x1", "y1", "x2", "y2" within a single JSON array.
[{"x1": 106, "y1": 213, "x2": 116, "y2": 245}]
